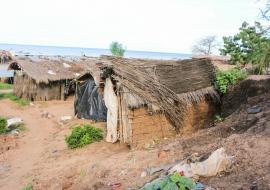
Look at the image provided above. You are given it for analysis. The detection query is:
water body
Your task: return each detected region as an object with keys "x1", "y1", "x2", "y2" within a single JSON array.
[
  {"x1": 0, "y1": 64, "x2": 13, "y2": 77},
  {"x1": 0, "y1": 43, "x2": 191, "y2": 60}
]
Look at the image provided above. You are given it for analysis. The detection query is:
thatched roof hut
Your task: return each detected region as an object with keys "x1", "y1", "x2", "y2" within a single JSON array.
[
  {"x1": 0, "y1": 50, "x2": 15, "y2": 81},
  {"x1": 75, "y1": 56, "x2": 220, "y2": 147},
  {"x1": 9, "y1": 56, "x2": 97, "y2": 101},
  {"x1": 0, "y1": 50, "x2": 13, "y2": 64}
]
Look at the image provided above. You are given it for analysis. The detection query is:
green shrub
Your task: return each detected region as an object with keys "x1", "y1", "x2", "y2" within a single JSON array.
[
  {"x1": 0, "y1": 117, "x2": 7, "y2": 134},
  {"x1": 65, "y1": 124, "x2": 103, "y2": 149},
  {"x1": 0, "y1": 93, "x2": 30, "y2": 106},
  {"x1": 110, "y1": 41, "x2": 126, "y2": 57},
  {"x1": 215, "y1": 69, "x2": 247, "y2": 94}
]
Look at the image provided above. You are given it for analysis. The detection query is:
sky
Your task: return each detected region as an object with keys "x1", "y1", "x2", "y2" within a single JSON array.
[{"x1": 0, "y1": 0, "x2": 267, "y2": 53}]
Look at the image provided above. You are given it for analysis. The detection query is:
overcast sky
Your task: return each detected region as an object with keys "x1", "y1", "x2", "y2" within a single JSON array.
[{"x1": 0, "y1": 0, "x2": 266, "y2": 53}]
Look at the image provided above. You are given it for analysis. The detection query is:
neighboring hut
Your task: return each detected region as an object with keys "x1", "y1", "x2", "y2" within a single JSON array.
[
  {"x1": 0, "y1": 50, "x2": 13, "y2": 64},
  {"x1": 75, "y1": 56, "x2": 220, "y2": 148},
  {"x1": 8, "y1": 57, "x2": 95, "y2": 101},
  {"x1": 0, "y1": 50, "x2": 15, "y2": 83}
]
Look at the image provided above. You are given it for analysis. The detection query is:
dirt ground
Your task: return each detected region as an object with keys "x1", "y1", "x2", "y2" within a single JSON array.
[{"x1": 0, "y1": 93, "x2": 270, "y2": 190}]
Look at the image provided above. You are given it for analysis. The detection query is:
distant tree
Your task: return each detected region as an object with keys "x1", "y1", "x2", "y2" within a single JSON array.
[
  {"x1": 261, "y1": 0, "x2": 270, "y2": 21},
  {"x1": 110, "y1": 42, "x2": 126, "y2": 57},
  {"x1": 192, "y1": 35, "x2": 219, "y2": 55},
  {"x1": 220, "y1": 21, "x2": 270, "y2": 74}
]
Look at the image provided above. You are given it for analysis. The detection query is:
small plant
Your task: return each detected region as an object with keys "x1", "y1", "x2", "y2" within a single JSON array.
[
  {"x1": 215, "y1": 69, "x2": 247, "y2": 94},
  {"x1": 214, "y1": 114, "x2": 224, "y2": 122},
  {"x1": 110, "y1": 41, "x2": 126, "y2": 57},
  {"x1": 0, "y1": 93, "x2": 30, "y2": 106},
  {"x1": 0, "y1": 117, "x2": 7, "y2": 134},
  {"x1": 21, "y1": 182, "x2": 33, "y2": 190},
  {"x1": 65, "y1": 124, "x2": 103, "y2": 149},
  {"x1": 0, "y1": 82, "x2": 13, "y2": 89},
  {"x1": 80, "y1": 170, "x2": 86, "y2": 177}
]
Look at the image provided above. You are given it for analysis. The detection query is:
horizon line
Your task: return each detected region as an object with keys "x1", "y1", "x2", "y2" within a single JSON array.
[{"x1": 0, "y1": 42, "x2": 191, "y2": 55}]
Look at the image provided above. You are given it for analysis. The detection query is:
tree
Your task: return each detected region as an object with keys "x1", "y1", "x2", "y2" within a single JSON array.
[
  {"x1": 192, "y1": 35, "x2": 219, "y2": 55},
  {"x1": 261, "y1": 0, "x2": 270, "y2": 21},
  {"x1": 220, "y1": 21, "x2": 270, "y2": 74},
  {"x1": 110, "y1": 42, "x2": 126, "y2": 57}
]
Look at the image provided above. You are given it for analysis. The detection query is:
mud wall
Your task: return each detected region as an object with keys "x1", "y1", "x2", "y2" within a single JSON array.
[
  {"x1": 122, "y1": 100, "x2": 216, "y2": 148},
  {"x1": 222, "y1": 75, "x2": 270, "y2": 117},
  {"x1": 13, "y1": 71, "x2": 65, "y2": 101}
]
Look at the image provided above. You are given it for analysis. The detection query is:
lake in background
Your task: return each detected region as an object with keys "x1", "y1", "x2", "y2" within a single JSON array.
[{"x1": 0, "y1": 43, "x2": 191, "y2": 60}]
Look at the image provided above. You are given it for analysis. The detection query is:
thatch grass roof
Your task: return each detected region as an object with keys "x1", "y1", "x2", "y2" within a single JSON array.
[
  {"x1": 8, "y1": 56, "x2": 99, "y2": 84},
  {"x1": 0, "y1": 50, "x2": 14, "y2": 64},
  {"x1": 192, "y1": 55, "x2": 230, "y2": 61}
]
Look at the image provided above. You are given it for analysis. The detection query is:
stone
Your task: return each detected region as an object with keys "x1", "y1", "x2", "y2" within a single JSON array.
[
  {"x1": 6, "y1": 118, "x2": 23, "y2": 129},
  {"x1": 158, "y1": 150, "x2": 168, "y2": 158},
  {"x1": 10, "y1": 129, "x2": 20, "y2": 136},
  {"x1": 140, "y1": 171, "x2": 147, "y2": 178},
  {"x1": 60, "y1": 116, "x2": 72, "y2": 123},
  {"x1": 247, "y1": 106, "x2": 262, "y2": 114},
  {"x1": 62, "y1": 180, "x2": 73, "y2": 190}
]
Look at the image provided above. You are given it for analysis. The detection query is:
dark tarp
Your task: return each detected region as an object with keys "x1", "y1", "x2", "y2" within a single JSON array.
[{"x1": 74, "y1": 78, "x2": 107, "y2": 121}]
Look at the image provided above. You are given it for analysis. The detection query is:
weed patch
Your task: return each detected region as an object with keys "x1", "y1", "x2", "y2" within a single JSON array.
[
  {"x1": 0, "y1": 117, "x2": 7, "y2": 134},
  {"x1": 65, "y1": 124, "x2": 103, "y2": 149},
  {"x1": 215, "y1": 69, "x2": 247, "y2": 94}
]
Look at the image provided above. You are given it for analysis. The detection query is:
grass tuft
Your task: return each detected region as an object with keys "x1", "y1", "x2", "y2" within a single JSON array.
[
  {"x1": 0, "y1": 82, "x2": 13, "y2": 89},
  {"x1": 0, "y1": 117, "x2": 7, "y2": 134},
  {"x1": 21, "y1": 182, "x2": 33, "y2": 190},
  {"x1": 0, "y1": 93, "x2": 30, "y2": 106}
]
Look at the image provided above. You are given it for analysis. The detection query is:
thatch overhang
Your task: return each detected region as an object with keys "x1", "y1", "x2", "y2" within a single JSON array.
[{"x1": 75, "y1": 58, "x2": 104, "y2": 86}]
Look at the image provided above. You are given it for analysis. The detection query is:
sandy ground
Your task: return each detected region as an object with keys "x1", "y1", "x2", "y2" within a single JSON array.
[
  {"x1": 0, "y1": 89, "x2": 12, "y2": 94},
  {"x1": 0, "y1": 95, "x2": 269, "y2": 190}
]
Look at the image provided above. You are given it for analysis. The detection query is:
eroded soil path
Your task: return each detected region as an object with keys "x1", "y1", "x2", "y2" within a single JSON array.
[
  {"x1": 0, "y1": 99, "x2": 129, "y2": 190},
  {"x1": 0, "y1": 100, "x2": 71, "y2": 189}
]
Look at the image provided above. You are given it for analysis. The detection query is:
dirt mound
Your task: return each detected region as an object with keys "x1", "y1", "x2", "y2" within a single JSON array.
[{"x1": 222, "y1": 75, "x2": 270, "y2": 117}]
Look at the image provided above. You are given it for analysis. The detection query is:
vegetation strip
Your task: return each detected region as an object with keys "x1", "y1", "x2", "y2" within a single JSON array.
[{"x1": 0, "y1": 93, "x2": 30, "y2": 106}]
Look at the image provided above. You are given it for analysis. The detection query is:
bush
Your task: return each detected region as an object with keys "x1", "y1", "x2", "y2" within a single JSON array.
[
  {"x1": 215, "y1": 69, "x2": 247, "y2": 94},
  {"x1": 0, "y1": 117, "x2": 7, "y2": 134},
  {"x1": 65, "y1": 124, "x2": 103, "y2": 149}
]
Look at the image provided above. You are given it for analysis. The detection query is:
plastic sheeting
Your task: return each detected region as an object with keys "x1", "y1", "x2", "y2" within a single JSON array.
[
  {"x1": 74, "y1": 78, "x2": 107, "y2": 121},
  {"x1": 169, "y1": 148, "x2": 233, "y2": 178}
]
